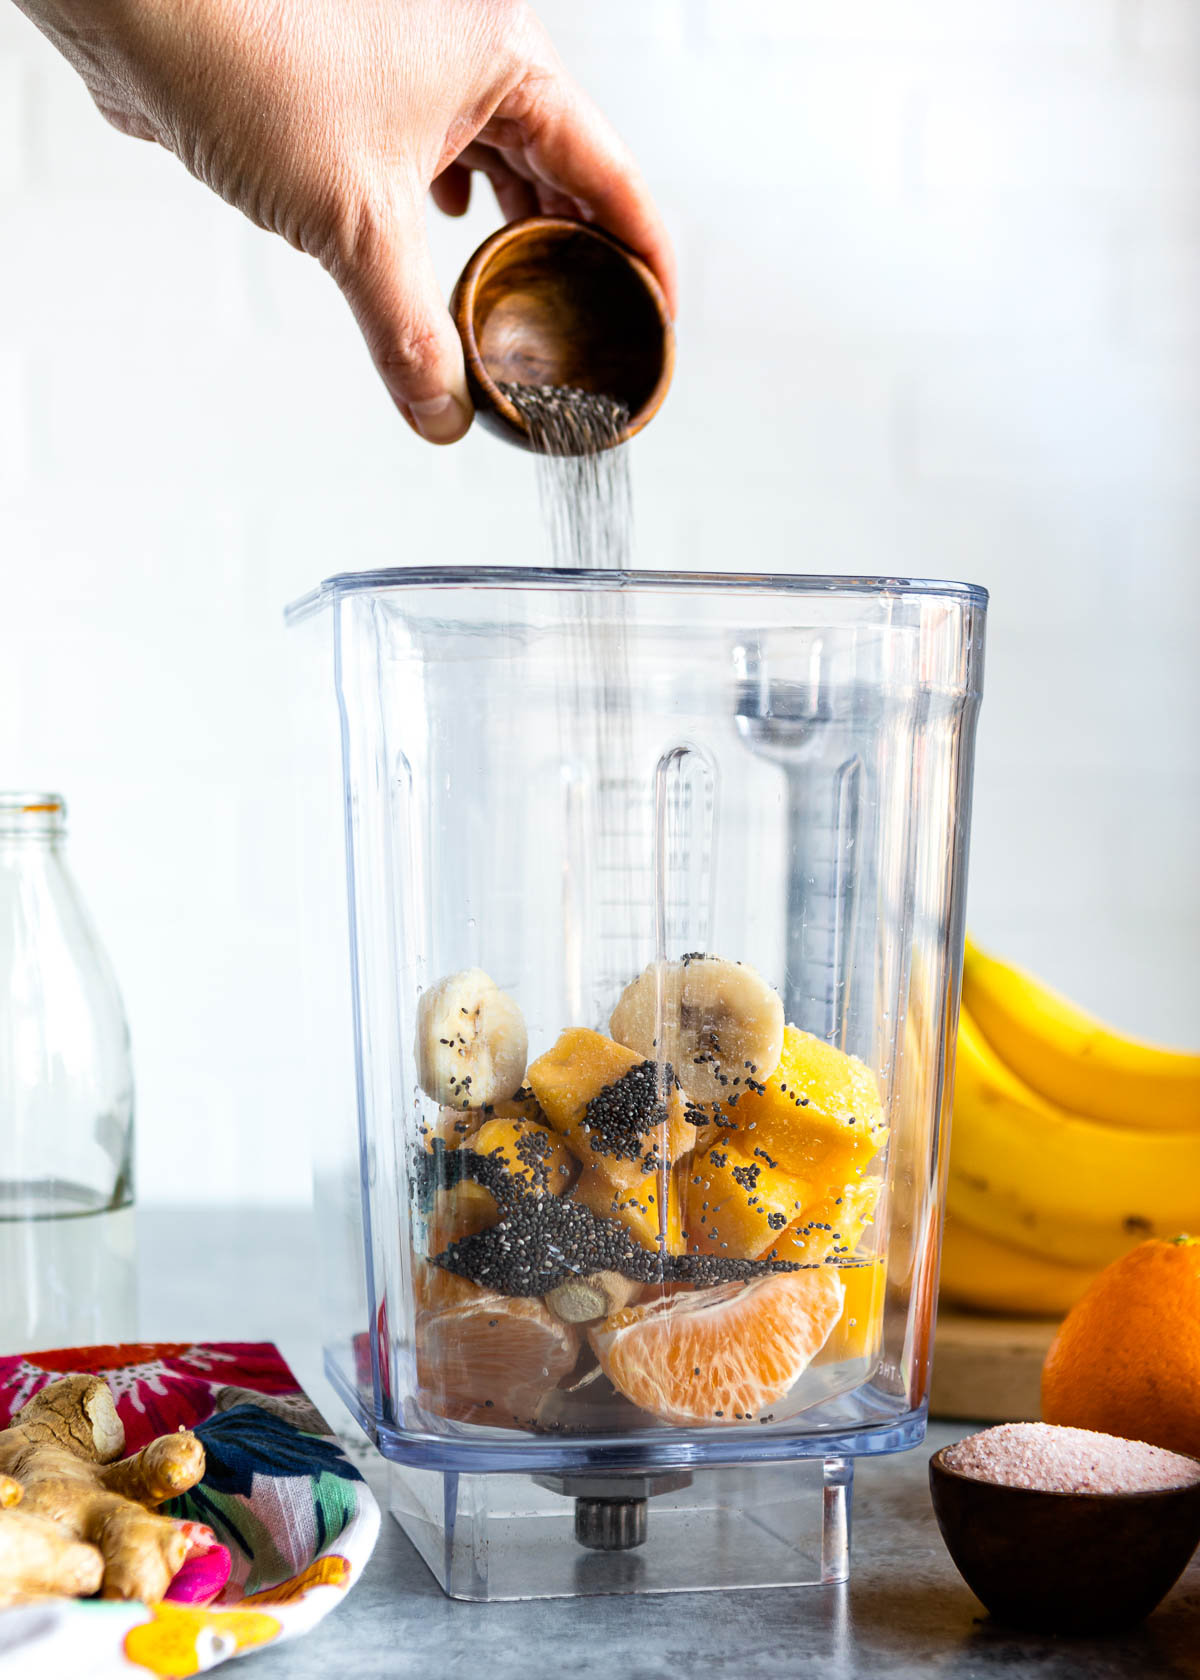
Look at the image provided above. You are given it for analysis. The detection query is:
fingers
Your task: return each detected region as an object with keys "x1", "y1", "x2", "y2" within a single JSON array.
[
  {"x1": 333, "y1": 192, "x2": 473, "y2": 445},
  {"x1": 455, "y1": 141, "x2": 578, "y2": 222},
  {"x1": 430, "y1": 161, "x2": 472, "y2": 218},
  {"x1": 535, "y1": 184, "x2": 581, "y2": 220},
  {"x1": 491, "y1": 70, "x2": 677, "y2": 317},
  {"x1": 454, "y1": 142, "x2": 540, "y2": 223}
]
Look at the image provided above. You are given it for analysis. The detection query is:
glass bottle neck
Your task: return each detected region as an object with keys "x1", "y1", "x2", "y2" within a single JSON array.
[{"x1": 0, "y1": 792, "x2": 67, "y2": 846}]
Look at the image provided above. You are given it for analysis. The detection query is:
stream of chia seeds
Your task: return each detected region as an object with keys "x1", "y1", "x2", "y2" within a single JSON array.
[
  {"x1": 497, "y1": 379, "x2": 647, "y2": 1024},
  {"x1": 496, "y1": 382, "x2": 632, "y2": 571}
]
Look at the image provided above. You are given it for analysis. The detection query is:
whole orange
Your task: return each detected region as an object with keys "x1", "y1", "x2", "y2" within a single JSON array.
[{"x1": 1042, "y1": 1235, "x2": 1200, "y2": 1458}]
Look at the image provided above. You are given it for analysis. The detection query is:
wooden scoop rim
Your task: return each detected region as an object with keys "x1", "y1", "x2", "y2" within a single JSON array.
[{"x1": 451, "y1": 214, "x2": 675, "y2": 449}]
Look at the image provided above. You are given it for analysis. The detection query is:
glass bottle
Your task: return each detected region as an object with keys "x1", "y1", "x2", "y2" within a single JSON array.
[{"x1": 0, "y1": 793, "x2": 136, "y2": 1352}]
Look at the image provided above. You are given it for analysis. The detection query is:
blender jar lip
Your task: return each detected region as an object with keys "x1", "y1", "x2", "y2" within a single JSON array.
[{"x1": 285, "y1": 567, "x2": 988, "y2": 626}]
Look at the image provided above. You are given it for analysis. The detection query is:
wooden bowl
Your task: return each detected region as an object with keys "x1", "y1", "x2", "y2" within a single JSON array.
[
  {"x1": 450, "y1": 216, "x2": 674, "y2": 452},
  {"x1": 929, "y1": 1446, "x2": 1200, "y2": 1634}
]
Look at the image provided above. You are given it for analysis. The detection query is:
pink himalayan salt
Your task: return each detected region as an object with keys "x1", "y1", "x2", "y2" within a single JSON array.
[{"x1": 941, "y1": 1423, "x2": 1200, "y2": 1496}]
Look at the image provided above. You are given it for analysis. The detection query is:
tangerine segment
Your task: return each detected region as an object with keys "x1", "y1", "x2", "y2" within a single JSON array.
[
  {"x1": 416, "y1": 1285, "x2": 580, "y2": 1428},
  {"x1": 728, "y1": 1026, "x2": 887, "y2": 1189},
  {"x1": 527, "y1": 1028, "x2": 697, "y2": 1191},
  {"x1": 413, "y1": 1255, "x2": 490, "y2": 1316},
  {"x1": 590, "y1": 1269, "x2": 845, "y2": 1427},
  {"x1": 768, "y1": 1178, "x2": 883, "y2": 1265},
  {"x1": 572, "y1": 1164, "x2": 685, "y2": 1256},
  {"x1": 686, "y1": 1142, "x2": 814, "y2": 1260}
]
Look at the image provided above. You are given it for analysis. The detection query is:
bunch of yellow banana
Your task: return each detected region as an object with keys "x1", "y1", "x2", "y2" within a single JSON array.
[{"x1": 940, "y1": 939, "x2": 1200, "y2": 1318}]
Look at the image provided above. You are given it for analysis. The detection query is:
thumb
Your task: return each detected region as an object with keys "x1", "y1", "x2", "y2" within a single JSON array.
[{"x1": 334, "y1": 195, "x2": 473, "y2": 445}]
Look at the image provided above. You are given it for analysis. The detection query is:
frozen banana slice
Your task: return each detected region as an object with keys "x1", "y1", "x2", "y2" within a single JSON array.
[
  {"x1": 415, "y1": 969, "x2": 528, "y2": 1109},
  {"x1": 610, "y1": 955, "x2": 785, "y2": 1105}
]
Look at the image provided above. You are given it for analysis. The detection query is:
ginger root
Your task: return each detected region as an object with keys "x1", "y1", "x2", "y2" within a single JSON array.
[
  {"x1": 545, "y1": 1271, "x2": 641, "y2": 1324},
  {"x1": 0, "y1": 1374, "x2": 206, "y2": 1606}
]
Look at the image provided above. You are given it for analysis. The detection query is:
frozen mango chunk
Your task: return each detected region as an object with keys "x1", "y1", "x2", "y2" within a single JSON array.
[
  {"x1": 483, "y1": 1090, "x2": 546, "y2": 1126},
  {"x1": 527, "y1": 1028, "x2": 697, "y2": 1192},
  {"x1": 728, "y1": 1026, "x2": 887, "y2": 1191},
  {"x1": 423, "y1": 1118, "x2": 575, "y2": 1258},
  {"x1": 572, "y1": 1164, "x2": 685, "y2": 1256},
  {"x1": 686, "y1": 1141, "x2": 814, "y2": 1260},
  {"x1": 423, "y1": 1181, "x2": 499, "y2": 1258},
  {"x1": 471, "y1": 1115, "x2": 578, "y2": 1198},
  {"x1": 419, "y1": 1107, "x2": 481, "y2": 1152},
  {"x1": 767, "y1": 1177, "x2": 883, "y2": 1266}
]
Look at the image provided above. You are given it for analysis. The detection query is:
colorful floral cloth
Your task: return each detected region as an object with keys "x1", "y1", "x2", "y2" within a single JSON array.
[{"x1": 0, "y1": 1343, "x2": 380, "y2": 1679}]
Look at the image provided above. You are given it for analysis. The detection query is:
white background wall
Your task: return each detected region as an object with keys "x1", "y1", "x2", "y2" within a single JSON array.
[{"x1": 1, "y1": 0, "x2": 1197, "y2": 1204}]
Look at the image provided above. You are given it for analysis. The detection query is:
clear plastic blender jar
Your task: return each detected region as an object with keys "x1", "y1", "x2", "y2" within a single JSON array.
[{"x1": 286, "y1": 566, "x2": 986, "y2": 1600}]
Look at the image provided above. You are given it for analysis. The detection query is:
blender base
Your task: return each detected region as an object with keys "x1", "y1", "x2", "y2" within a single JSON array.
[{"x1": 388, "y1": 1457, "x2": 853, "y2": 1601}]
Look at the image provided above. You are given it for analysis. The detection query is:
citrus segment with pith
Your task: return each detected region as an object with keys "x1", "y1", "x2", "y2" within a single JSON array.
[
  {"x1": 589, "y1": 1268, "x2": 844, "y2": 1426},
  {"x1": 416, "y1": 1283, "x2": 580, "y2": 1427}
]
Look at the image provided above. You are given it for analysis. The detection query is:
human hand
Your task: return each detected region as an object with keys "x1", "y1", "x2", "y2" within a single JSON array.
[{"x1": 17, "y1": 0, "x2": 676, "y2": 443}]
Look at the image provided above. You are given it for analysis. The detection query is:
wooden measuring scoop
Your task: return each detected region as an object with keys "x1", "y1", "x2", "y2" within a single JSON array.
[{"x1": 451, "y1": 216, "x2": 674, "y2": 453}]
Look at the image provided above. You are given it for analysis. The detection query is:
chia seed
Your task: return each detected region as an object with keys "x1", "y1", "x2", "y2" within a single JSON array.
[
  {"x1": 416, "y1": 1138, "x2": 864, "y2": 1298},
  {"x1": 581, "y1": 1059, "x2": 675, "y2": 1165}
]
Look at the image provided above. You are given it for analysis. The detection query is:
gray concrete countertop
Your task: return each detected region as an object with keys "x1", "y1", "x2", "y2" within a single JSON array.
[{"x1": 139, "y1": 1208, "x2": 1200, "y2": 1680}]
